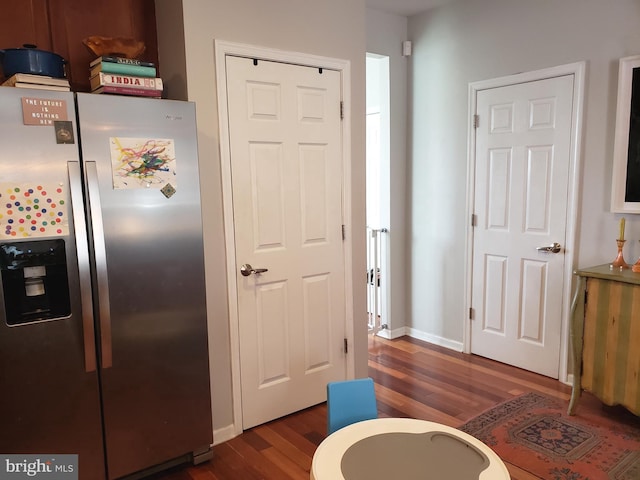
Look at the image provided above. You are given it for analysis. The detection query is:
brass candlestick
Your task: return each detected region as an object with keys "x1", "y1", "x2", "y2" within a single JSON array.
[
  {"x1": 633, "y1": 241, "x2": 640, "y2": 273},
  {"x1": 611, "y1": 239, "x2": 629, "y2": 269}
]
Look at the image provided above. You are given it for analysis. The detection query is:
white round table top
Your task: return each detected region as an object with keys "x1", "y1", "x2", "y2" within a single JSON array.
[{"x1": 310, "y1": 417, "x2": 510, "y2": 480}]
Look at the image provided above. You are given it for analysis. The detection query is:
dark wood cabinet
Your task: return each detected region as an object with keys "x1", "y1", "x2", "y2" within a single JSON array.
[{"x1": 0, "y1": 0, "x2": 158, "y2": 92}]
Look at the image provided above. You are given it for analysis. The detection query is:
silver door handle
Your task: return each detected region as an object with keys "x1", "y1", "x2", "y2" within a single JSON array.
[
  {"x1": 240, "y1": 264, "x2": 268, "y2": 276},
  {"x1": 68, "y1": 162, "x2": 97, "y2": 373},
  {"x1": 86, "y1": 161, "x2": 112, "y2": 369},
  {"x1": 537, "y1": 242, "x2": 562, "y2": 253}
]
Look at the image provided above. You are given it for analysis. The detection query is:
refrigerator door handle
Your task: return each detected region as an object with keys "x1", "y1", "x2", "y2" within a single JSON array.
[
  {"x1": 68, "y1": 161, "x2": 98, "y2": 373},
  {"x1": 86, "y1": 161, "x2": 113, "y2": 369}
]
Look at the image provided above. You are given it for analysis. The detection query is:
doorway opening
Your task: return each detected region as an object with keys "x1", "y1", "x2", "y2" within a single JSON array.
[{"x1": 366, "y1": 53, "x2": 390, "y2": 335}]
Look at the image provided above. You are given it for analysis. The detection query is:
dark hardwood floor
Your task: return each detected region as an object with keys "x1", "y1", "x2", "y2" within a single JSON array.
[{"x1": 149, "y1": 335, "x2": 633, "y2": 480}]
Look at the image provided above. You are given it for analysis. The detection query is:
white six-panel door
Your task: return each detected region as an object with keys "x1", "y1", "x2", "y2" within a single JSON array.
[
  {"x1": 225, "y1": 55, "x2": 346, "y2": 429},
  {"x1": 471, "y1": 75, "x2": 574, "y2": 378}
]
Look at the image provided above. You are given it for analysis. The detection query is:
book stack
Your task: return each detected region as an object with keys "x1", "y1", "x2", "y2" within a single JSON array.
[
  {"x1": 2, "y1": 73, "x2": 70, "y2": 91},
  {"x1": 89, "y1": 56, "x2": 162, "y2": 98}
]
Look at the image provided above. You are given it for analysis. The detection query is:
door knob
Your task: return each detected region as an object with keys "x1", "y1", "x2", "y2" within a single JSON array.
[
  {"x1": 240, "y1": 264, "x2": 269, "y2": 276},
  {"x1": 536, "y1": 242, "x2": 562, "y2": 254}
]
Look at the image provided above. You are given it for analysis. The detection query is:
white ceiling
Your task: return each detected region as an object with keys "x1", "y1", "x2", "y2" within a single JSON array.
[{"x1": 365, "y1": 0, "x2": 454, "y2": 17}]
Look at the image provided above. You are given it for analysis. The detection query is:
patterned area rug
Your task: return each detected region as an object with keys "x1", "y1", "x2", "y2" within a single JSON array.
[{"x1": 459, "y1": 392, "x2": 640, "y2": 480}]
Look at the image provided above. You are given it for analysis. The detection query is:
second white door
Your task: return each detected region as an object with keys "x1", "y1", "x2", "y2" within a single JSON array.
[
  {"x1": 471, "y1": 74, "x2": 574, "y2": 378},
  {"x1": 225, "y1": 55, "x2": 347, "y2": 429}
]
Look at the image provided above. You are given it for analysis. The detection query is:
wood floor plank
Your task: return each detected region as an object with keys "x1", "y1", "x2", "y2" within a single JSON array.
[
  {"x1": 266, "y1": 421, "x2": 318, "y2": 456},
  {"x1": 223, "y1": 435, "x2": 291, "y2": 479},
  {"x1": 259, "y1": 447, "x2": 310, "y2": 480},
  {"x1": 183, "y1": 467, "x2": 217, "y2": 480},
  {"x1": 150, "y1": 334, "x2": 630, "y2": 480},
  {"x1": 253, "y1": 424, "x2": 312, "y2": 470},
  {"x1": 375, "y1": 383, "x2": 462, "y2": 425}
]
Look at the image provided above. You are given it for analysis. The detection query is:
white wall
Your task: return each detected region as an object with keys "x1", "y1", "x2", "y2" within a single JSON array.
[
  {"x1": 366, "y1": 8, "x2": 409, "y2": 336},
  {"x1": 408, "y1": 0, "x2": 640, "y2": 343},
  {"x1": 155, "y1": 0, "x2": 367, "y2": 434}
]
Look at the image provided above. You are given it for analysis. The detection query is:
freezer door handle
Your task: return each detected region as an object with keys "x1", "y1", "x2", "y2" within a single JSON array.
[
  {"x1": 86, "y1": 161, "x2": 113, "y2": 369},
  {"x1": 68, "y1": 162, "x2": 97, "y2": 373}
]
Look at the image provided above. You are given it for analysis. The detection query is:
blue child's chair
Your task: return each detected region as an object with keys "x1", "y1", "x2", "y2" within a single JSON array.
[{"x1": 326, "y1": 377, "x2": 378, "y2": 435}]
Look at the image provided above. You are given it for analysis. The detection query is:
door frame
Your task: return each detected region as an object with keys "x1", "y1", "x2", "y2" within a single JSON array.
[
  {"x1": 463, "y1": 62, "x2": 586, "y2": 384},
  {"x1": 214, "y1": 40, "x2": 354, "y2": 436}
]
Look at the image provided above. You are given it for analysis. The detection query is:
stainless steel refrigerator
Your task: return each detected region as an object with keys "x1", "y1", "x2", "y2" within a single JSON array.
[{"x1": 0, "y1": 89, "x2": 213, "y2": 479}]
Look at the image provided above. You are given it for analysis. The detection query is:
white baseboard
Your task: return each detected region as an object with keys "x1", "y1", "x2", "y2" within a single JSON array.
[
  {"x1": 405, "y1": 327, "x2": 464, "y2": 352},
  {"x1": 564, "y1": 373, "x2": 573, "y2": 387},
  {"x1": 374, "y1": 326, "x2": 463, "y2": 352},
  {"x1": 373, "y1": 326, "x2": 399, "y2": 339},
  {"x1": 212, "y1": 423, "x2": 238, "y2": 446}
]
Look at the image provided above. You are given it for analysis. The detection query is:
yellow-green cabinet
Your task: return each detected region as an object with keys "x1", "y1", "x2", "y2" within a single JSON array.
[{"x1": 569, "y1": 264, "x2": 640, "y2": 415}]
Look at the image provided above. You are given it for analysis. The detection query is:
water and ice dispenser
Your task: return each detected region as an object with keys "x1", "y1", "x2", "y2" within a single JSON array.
[{"x1": 0, "y1": 239, "x2": 71, "y2": 325}]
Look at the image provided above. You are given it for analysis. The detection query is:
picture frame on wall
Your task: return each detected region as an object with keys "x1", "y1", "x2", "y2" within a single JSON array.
[{"x1": 611, "y1": 54, "x2": 640, "y2": 213}]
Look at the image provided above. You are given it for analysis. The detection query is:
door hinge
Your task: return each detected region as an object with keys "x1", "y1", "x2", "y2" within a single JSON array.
[
  {"x1": 471, "y1": 213, "x2": 477, "y2": 227},
  {"x1": 342, "y1": 224, "x2": 346, "y2": 240},
  {"x1": 344, "y1": 338, "x2": 348, "y2": 354},
  {"x1": 473, "y1": 114, "x2": 479, "y2": 129},
  {"x1": 469, "y1": 307, "x2": 475, "y2": 320},
  {"x1": 340, "y1": 101, "x2": 344, "y2": 120}
]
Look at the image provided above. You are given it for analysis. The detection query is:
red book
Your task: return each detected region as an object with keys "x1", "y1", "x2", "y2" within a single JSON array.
[{"x1": 91, "y1": 85, "x2": 162, "y2": 98}]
